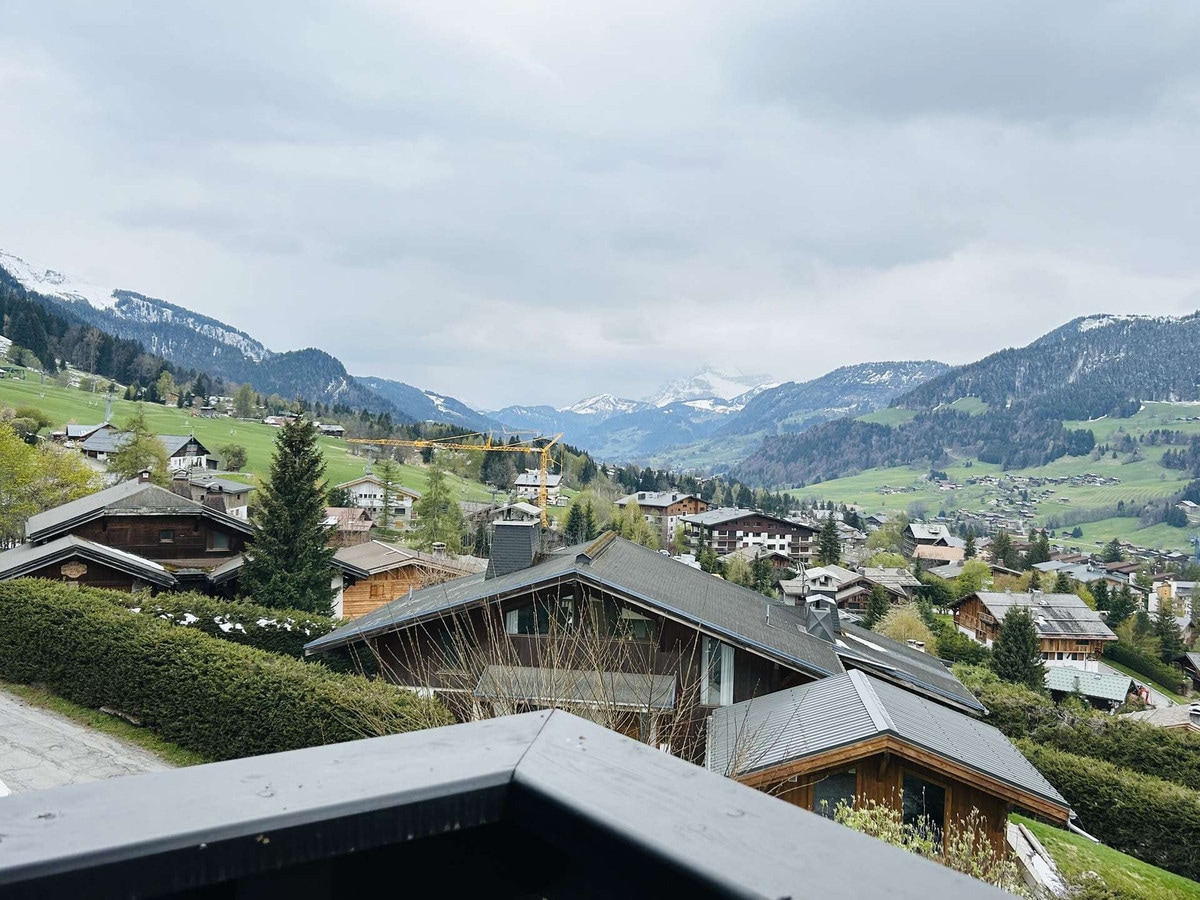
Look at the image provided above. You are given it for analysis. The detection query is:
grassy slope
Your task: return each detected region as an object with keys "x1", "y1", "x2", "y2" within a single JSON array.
[
  {"x1": 798, "y1": 402, "x2": 1200, "y2": 552},
  {"x1": 0, "y1": 375, "x2": 493, "y2": 503},
  {"x1": 1012, "y1": 815, "x2": 1200, "y2": 900}
]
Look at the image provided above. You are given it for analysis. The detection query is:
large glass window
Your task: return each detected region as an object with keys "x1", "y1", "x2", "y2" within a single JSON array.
[
  {"x1": 902, "y1": 773, "x2": 946, "y2": 840},
  {"x1": 812, "y1": 769, "x2": 857, "y2": 819},
  {"x1": 504, "y1": 598, "x2": 574, "y2": 635},
  {"x1": 701, "y1": 636, "x2": 735, "y2": 706}
]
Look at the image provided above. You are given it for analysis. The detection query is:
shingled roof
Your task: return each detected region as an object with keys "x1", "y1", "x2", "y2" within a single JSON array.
[
  {"x1": 0, "y1": 535, "x2": 177, "y2": 588},
  {"x1": 957, "y1": 592, "x2": 1117, "y2": 642}
]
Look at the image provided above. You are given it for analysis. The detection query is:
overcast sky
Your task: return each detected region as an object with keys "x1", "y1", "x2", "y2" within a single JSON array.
[{"x1": 3, "y1": 1, "x2": 1200, "y2": 409}]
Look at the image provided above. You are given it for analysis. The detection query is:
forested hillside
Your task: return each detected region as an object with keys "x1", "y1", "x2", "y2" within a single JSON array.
[{"x1": 735, "y1": 314, "x2": 1200, "y2": 486}]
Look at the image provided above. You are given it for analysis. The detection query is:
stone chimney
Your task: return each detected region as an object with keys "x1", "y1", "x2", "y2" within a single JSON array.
[{"x1": 486, "y1": 520, "x2": 539, "y2": 580}]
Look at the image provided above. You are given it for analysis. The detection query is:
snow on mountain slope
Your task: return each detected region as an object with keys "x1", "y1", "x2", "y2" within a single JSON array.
[
  {"x1": 559, "y1": 394, "x2": 650, "y2": 416},
  {"x1": 0, "y1": 250, "x2": 118, "y2": 310},
  {"x1": 1076, "y1": 313, "x2": 1181, "y2": 333},
  {"x1": 111, "y1": 291, "x2": 271, "y2": 362},
  {"x1": 646, "y1": 366, "x2": 776, "y2": 408}
]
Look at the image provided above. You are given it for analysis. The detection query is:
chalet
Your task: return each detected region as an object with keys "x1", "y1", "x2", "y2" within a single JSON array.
[
  {"x1": 334, "y1": 474, "x2": 421, "y2": 525},
  {"x1": 706, "y1": 670, "x2": 1070, "y2": 853},
  {"x1": 861, "y1": 567, "x2": 923, "y2": 601},
  {"x1": 305, "y1": 533, "x2": 983, "y2": 759},
  {"x1": 77, "y1": 431, "x2": 215, "y2": 472},
  {"x1": 323, "y1": 507, "x2": 375, "y2": 547},
  {"x1": 913, "y1": 544, "x2": 965, "y2": 565},
  {"x1": 1044, "y1": 667, "x2": 1136, "y2": 710},
  {"x1": 950, "y1": 591, "x2": 1117, "y2": 672},
  {"x1": 331, "y1": 539, "x2": 487, "y2": 619},
  {"x1": 1121, "y1": 704, "x2": 1200, "y2": 733},
  {"x1": 0, "y1": 472, "x2": 253, "y2": 595},
  {"x1": 514, "y1": 470, "x2": 563, "y2": 501},
  {"x1": 315, "y1": 422, "x2": 346, "y2": 437},
  {"x1": 682, "y1": 508, "x2": 817, "y2": 565},
  {"x1": 901, "y1": 523, "x2": 953, "y2": 557},
  {"x1": 52, "y1": 421, "x2": 113, "y2": 444},
  {"x1": 616, "y1": 491, "x2": 709, "y2": 545},
  {"x1": 719, "y1": 546, "x2": 793, "y2": 579},
  {"x1": 1175, "y1": 652, "x2": 1200, "y2": 692},
  {"x1": 187, "y1": 476, "x2": 254, "y2": 520},
  {"x1": 779, "y1": 564, "x2": 874, "y2": 613},
  {"x1": 0, "y1": 710, "x2": 1002, "y2": 900},
  {"x1": 465, "y1": 502, "x2": 543, "y2": 528}
]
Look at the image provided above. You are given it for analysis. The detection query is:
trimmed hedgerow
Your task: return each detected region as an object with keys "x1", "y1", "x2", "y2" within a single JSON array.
[
  {"x1": 0, "y1": 580, "x2": 451, "y2": 761},
  {"x1": 1103, "y1": 643, "x2": 1189, "y2": 695},
  {"x1": 1033, "y1": 717, "x2": 1200, "y2": 793},
  {"x1": 1018, "y1": 740, "x2": 1200, "y2": 881}
]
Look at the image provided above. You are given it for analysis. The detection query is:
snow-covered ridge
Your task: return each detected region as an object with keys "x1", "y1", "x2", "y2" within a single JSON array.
[
  {"x1": 647, "y1": 366, "x2": 776, "y2": 408},
  {"x1": 0, "y1": 250, "x2": 118, "y2": 310},
  {"x1": 1078, "y1": 313, "x2": 1181, "y2": 333},
  {"x1": 559, "y1": 393, "x2": 648, "y2": 416},
  {"x1": 113, "y1": 294, "x2": 270, "y2": 362}
]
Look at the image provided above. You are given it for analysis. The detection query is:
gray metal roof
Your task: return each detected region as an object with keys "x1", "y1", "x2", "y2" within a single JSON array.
[
  {"x1": 157, "y1": 434, "x2": 210, "y2": 457},
  {"x1": 474, "y1": 665, "x2": 677, "y2": 710},
  {"x1": 0, "y1": 535, "x2": 177, "y2": 587},
  {"x1": 617, "y1": 491, "x2": 699, "y2": 509},
  {"x1": 1044, "y1": 667, "x2": 1134, "y2": 703},
  {"x1": 332, "y1": 540, "x2": 472, "y2": 579},
  {"x1": 190, "y1": 477, "x2": 254, "y2": 494},
  {"x1": 80, "y1": 430, "x2": 131, "y2": 454},
  {"x1": 65, "y1": 422, "x2": 109, "y2": 439},
  {"x1": 26, "y1": 479, "x2": 254, "y2": 542},
  {"x1": 206, "y1": 553, "x2": 244, "y2": 585},
  {"x1": 682, "y1": 507, "x2": 808, "y2": 529},
  {"x1": 706, "y1": 670, "x2": 1068, "y2": 815},
  {"x1": 305, "y1": 535, "x2": 844, "y2": 679},
  {"x1": 835, "y1": 622, "x2": 985, "y2": 715},
  {"x1": 962, "y1": 592, "x2": 1116, "y2": 641},
  {"x1": 862, "y1": 567, "x2": 923, "y2": 590}
]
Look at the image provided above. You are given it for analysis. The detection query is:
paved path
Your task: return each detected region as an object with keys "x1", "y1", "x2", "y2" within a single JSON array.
[
  {"x1": 0, "y1": 688, "x2": 171, "y2": 795},
  {"x1": 1095, "y1": 660, "x2": 1176, "y2": 709}
]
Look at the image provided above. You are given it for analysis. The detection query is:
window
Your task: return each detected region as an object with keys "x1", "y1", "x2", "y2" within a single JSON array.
[
  {"x1": 813, "y1": 769, "x2": 857, "y2": 819},
  {"x1": 208, "y1": 531, "x2": 231, "y2": 552},
  {"x1": 159, "y1": 529, "x2": 174, "y2": 543},
  {"x1": 902, "y1": 773, "x2": 946, "y2": 840},
  {"x1": 701, "y1": 636, "x2": 735, "y2": 706},
  {"x1": 504, "y1": 598, "x2": 574, "y2": 635}
]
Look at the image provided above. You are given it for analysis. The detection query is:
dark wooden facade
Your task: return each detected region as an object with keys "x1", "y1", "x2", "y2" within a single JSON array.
[
  {"x1": 688, "y1": 514, "x2": 817, "y2": 564},
  {"x1": 70, "y1": 515, "x2": 248, "y2": 565},
  {"x1": 952, "y1": 595, "x2": 1112, "y2": 663},
  {"x1": 19, "y1": 558, "x2": 163, "y2": 593},
  {"x1": 371, "y1": 580, "x2": 816, "y2": 762},
  {"x1": 737, "y1": 737, "x2": 1068, "y2": 853}
]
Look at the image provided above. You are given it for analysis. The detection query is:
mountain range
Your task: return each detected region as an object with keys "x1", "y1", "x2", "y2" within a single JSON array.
[{"x1": 735, "y1": 312, "x2": 1200, "y2": 486}]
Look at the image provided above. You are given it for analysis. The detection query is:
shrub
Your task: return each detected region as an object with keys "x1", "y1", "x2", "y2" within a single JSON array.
[
  {"x1": 1017, "y1": 740, "x2": 1200, "y2": 880},
  {"x1": 0, "y1": 580, "x2": 451, "y2": 761},
  {"x1": 1031, "y1": 717, "x2": 1200, "y2": 793},
  {"x1": 1103, "y1": 643, "x2": 1188, "y2": 695},
  {"x1": 954, "y1": 664, "x2": 1064, "y2": 737}
]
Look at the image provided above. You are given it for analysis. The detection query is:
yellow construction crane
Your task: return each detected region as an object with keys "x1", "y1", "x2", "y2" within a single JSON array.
[{"x1": 346, "y1": 432, "x2": 563, "y2": 525}]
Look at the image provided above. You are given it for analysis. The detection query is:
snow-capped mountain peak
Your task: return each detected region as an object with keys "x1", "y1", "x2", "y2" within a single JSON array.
[
  {"x1": 559, "y1": 393, "x2": 647, "y2": 416},
  {"x1": 0, "y1": 250, "x2": 118, "y2": 310},
  {"x1": 646, "y1": 366, "x2": 777, "y2": 408}
]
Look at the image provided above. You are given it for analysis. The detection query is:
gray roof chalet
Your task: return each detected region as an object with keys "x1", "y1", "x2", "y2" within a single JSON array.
[
  {"x1": 0, "y1": 535, "x2": 176, "y2": 588},
  {"x1": 1044, "y1": 667, "x2": 1134, "y2": 704},
  {"x1": 862, "y1": 567, "x2": 922, "y2": 592},
  {"x1": 513, "y1": 471, "x2": 563, "y2": 488},
  {"x1": 189, "y1": 476, "x2": 254, "y2": 495},
  {"x1": 332, "y1": 540, "x2": 478, "y2": 579},
  {"x1": 306, "y1": 534, "x2": 844, "y2": 679},
  {"x1": 906, "y1": 523, "x2": 952, "y2": 543},
  {"x1": 79, "y1": 429, "x2": 131, "y2": 455},
  {"x1": 958, "y1": 592, "x2": 1117, "y2": 642},
  {"x1": 158, "y1": 434, "x2": 211, "y2": 457},
  {"x1": 64, "y1": 422, "x2": 110, "y2": 439},
  {"x1": 25, "y1": 478, "x2": 254, "y2": 543},
  {"x1": 706, "y1": 670, "x2": 1068, "y2": 815},
  {"x1": 618, "y1": 491, "x2": 698, "y2": 509},
  {"x1": 682, "y1": 508, "x2": 811, "y2": 530}
]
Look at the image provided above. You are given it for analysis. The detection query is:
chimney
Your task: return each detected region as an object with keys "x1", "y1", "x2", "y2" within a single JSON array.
[
  {"x1": 431, "y1": 541, "x2": 447, "y2": 560},
  {"x1": 804, "y1": 597, "x2": 840, "y2": 644},
  {"x1": 138, "y1": 469, "x2": 153, "y2": 483},
  {"x1": 170, "y1": 470, "x2": 192, "y2": 498},
  {"x1": 486, "y1": 521, "x2": 539, "y2": 579}
]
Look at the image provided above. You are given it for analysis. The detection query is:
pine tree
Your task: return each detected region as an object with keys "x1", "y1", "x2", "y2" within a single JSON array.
[
  {"x1": 108, "y1": 404, "x2": 169, "y2": 485},
  {"x1": 991, "y1": 529, "x2": 1017, "y2": 569},
  {"x1": 241, "y1": 417, "x2": 336, "y2": 613},
  {"x1": 990, "y1": 607, "x2": 1045, "y2": 691},
  {"x1": 412, "y1": 453, "x2": 465, "y2": 554},
  {"x1": 1154, "y1": 598, "x2": 1185, "y2": 663},
  {"x1": 862, "y1": 584, "x2": 890, "y2": 629},
  {"x1": 583, "y1": 501, "x2": 598, "y2": 541},
  {"x1": 1091, "y1": 579, "x2": 1109, "y2": 611},
  {"x1": 375, "y1": 457, "x2": 401, "y2": 530},
  {"x1": 964, "y1": 528, "x2": 976, "y2": 559},
  {"x1": 1029, "y1": 568, "x2": 1042, "y2": 590},
  {"x1": 564, "y1": 500, "x2": 586, "y2": 544},
  {"x1": 817, "y1": 514, "x2": 841, "y2": 565},
  {"x1": 1053, "y1": 571, "x2": 1073, "y2": 594},
  {"x1": 1106, "y1": 585, "x2": 1138, "y2": 629},
  {"x1": 1101, "y1": 538, "x2": 1124, "y2": 563}
]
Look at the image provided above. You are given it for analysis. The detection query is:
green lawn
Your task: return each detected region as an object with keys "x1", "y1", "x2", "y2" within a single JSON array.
[
  {"x1": 1098, "y1": 658, "x2": 1189, "y2": 704},
  {"x1": 1012, "y1": 815, "x2": 1200, "y2": 900},
  {"x1": 0, "y1": 374, "x2": 493, "y2": 504},
  {"x1": 945, "y1": 396, "x2": 989, "y2": 415},
  {"x1": 856, "y1": 407, "x2": 918, "y2": 426},
  {"x1": 0, "y1": 679, "x2": 208, "y2": 768}
]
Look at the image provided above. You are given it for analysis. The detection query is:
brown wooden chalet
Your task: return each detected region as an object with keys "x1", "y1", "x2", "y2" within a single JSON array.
[
  {"x1": 707, "y1": 671, "x2": 1070, "y2": 853},
  {"x1": 331, "y1": 539, "x2": 487, "y2": 619},
  {"x1": 323, "y1": 507, "x2": 375, "y2": 548},
  {"x1": 950, "y1": 591, "x2": 1117, "y2": 669},
  {"x1": 306, "y1": 530, "x2": 983, "y2": 759},
  {"x1": 681, "y1": 508, "x2": 817, "y2": 564},
  {"x1": 0, "y1": 472, "x2": 252, "y2": 595},
  {"x1": 617, "y1": 491, "x2": 709, "y2": 544}
]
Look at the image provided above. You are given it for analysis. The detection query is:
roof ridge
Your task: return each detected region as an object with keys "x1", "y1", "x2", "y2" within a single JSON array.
[
  {"x1": 578, "y1": 531, "x2": 617, "y2": 563},
  {"x1": 848, "y1": 670, "x2": 896, "y2": 734}
]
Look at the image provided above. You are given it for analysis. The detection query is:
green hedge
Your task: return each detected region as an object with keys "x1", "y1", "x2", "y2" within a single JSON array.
[
  {"x1": 1033, "y1": 718, "x2": 1200, "y2": 793},
  {"x1": 0, "y1": 580, "x2": 451, "y2": 761},
  {"x1": 1103, "y1": 643, "x2": 1189, "y2": 695},
  {"x1": 1018, "y1": 740, "x2": 1200, "y2": 881}
]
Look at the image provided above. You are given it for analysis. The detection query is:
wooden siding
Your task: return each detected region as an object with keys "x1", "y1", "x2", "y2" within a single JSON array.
[
  {"x1": 70, "y1": 516, "x2": 246, "y2": 562},
  {"x1": 22, "y1": 559, "x2": 161, "y2": 593}
]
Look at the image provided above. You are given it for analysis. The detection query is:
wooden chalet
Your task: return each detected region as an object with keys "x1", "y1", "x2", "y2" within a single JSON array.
[
  {"x1": 682, "y1": 508, "x2": 817, "y2": 565},
  {"x1": 950, "y1": 591, "x2": 1116, "y2": 672},
  {"x1": 707, "y1": 671, "x2": 1070, "y2": 853},
  {"x1": 306, "y1": 532, "x2": 983, "y2": 759},
  {"x1": 323, "y1": 507, "x2": 375, "y2": 548},
  {"x1": 901, "y1": 523, "x2": 954, "y2": 557},
  {"x1": 331, "y1": 539, "x2": 487, "y2": 619},
  {"x1": 334, "y1": 474, "x2": 421, "y2": 525},
  {"x1": 0, "y1": 472, "x2": 252, "y2": 595}
]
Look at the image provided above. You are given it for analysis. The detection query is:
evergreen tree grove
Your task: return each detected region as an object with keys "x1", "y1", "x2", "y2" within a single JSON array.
[
  {"x1": 817, "y1": 514, "x2": 841, "y2": 565},
  {"x1": 241, "y1": 417, "x2": 336, "y2": 613},
  {"x1": 411, "y1": 453, "x2": 465, "y2": 554},
  {"x1": 862, "y1": 584, "x2": 890, "y2": 629},
  {"x1": 990, "y1": 607, "x2": 1045, "y2": 692}
]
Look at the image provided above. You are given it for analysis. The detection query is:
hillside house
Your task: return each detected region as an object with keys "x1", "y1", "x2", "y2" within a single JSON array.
[
  {"x1": 861, "y1": 567, "x2": 923, "y2": 601},
  {"x1": 0, "y1": 472, "x2": 252, "y2": 594},
  {"x1": 514, "y1": 470, "x2": 563, "y2": 502},
  {"x1": 52, "y1": 421, "x2": 114, "y2": 444},
  {"x1": 616, "y1": 491, "x2": 709, "y2": 545},
  {"x1": 334, "y1": 474, "x2": 421, "y2": 526},
  {"x1": 950, "y1": 591, "x2": 1117, "y2": 672},
  {"x1": 901, "y1": 523, "x2": 954, "y2": 558},
  {"x1": 707, "y1": 671, "x2": 1070, "y2": 853},
  {"x1": 323, "y1": 507, "x2": 375, "y2": 547},
  {"x1": 682, "y1": 509, "x2": 817, "y2": 565},
  {"x1": 78, "y1": 431, "x2": 215, "y2": 472},
  {"x1": 331, "y1": 540, "x2": 486, "y2": 619},
  {"x1": 187, "y1": 476, "x2": 254, "y2": 520},
  {"x1": 1044, "y1": 667, "x2": 1137, "y2": 710},
  {"x1": 305, "y1": 534, "x2": 983, "y2": 759}
]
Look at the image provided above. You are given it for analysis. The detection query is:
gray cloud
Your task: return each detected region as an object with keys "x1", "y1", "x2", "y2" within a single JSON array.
[{"x1": 1, "y1": 1, "x2": 1199, "y2": 409}]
